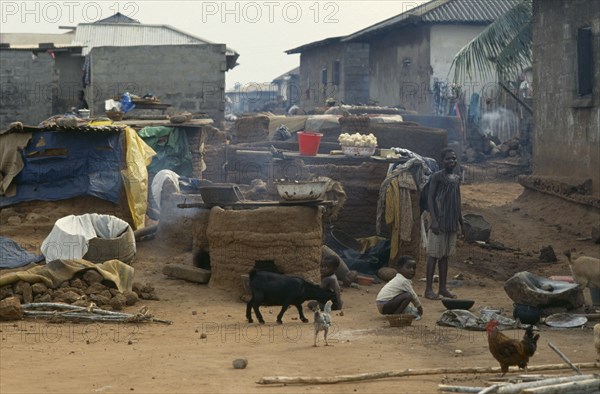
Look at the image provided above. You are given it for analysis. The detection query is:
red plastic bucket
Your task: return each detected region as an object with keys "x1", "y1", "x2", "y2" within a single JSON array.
[{"x1": 297, "y1": 131, "x2": 322, "y2": 156}]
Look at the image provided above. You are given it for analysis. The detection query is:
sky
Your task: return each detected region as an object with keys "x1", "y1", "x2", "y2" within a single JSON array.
[{"x1": 0, "y1": 0, "x2": 427, "y2": 89}]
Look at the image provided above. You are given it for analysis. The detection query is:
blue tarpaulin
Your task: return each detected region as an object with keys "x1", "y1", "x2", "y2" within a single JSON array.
[
  {"x1": 0, "y1": 236, "x2": 44, "y2": 268},
  {"x1": 0, "y1": 130, "x2": 123, "y2": 207}
]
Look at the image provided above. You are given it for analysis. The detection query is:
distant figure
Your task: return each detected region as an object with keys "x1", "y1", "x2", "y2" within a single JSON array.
[
  {"x1": 424, "y1": 148, "x2": 464, "y2": 300},
  {"x1": 77, "y1": 90, "x2": 89, "y2": 110}
]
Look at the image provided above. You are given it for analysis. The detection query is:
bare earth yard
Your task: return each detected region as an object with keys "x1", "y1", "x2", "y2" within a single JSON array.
[{"x1": 1, "y1": 178, "x2": 599, "y2": 393}]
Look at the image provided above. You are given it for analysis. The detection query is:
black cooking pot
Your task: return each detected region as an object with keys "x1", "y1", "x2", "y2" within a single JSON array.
[{"x1": 513, "y1": 303, "x2": 540, "y2": 325}]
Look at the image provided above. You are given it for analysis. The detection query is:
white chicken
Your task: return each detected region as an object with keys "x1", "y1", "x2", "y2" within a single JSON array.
[{"x1": 312, "y1": 300, "x2": 333, "y2": 347}]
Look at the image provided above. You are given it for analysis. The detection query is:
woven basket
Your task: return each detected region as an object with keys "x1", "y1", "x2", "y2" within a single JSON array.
[
  {"x1": 106, "y1": 110, "x2": 124, "y2": 121},
  {"x1": 386, "y1": 314, "x2": 415, "y2": 327}
]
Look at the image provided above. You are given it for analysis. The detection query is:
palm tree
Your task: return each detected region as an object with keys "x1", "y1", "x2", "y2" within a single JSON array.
[{"x1": 450, "y1": 0, "x2": 533, "y2": 84}]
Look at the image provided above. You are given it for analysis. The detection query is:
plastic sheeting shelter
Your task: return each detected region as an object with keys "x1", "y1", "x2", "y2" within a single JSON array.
[
  {"x1": 0, "y1": 122, "x2": 155, "y2": 229},
  {"x1": 1, "y1": 129, "x2": 123, "y2": 206}
]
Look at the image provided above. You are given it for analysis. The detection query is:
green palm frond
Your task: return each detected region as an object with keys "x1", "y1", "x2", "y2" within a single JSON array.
[
  {"x1": 450, "y1": 0, "x2": 533, "y2": 83},
  {"x1": 494, "y1": 21, "x2": 532, "y2": 80}
]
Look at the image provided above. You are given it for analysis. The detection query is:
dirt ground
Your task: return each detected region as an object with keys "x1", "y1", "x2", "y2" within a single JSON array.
[{"x1": 1, "y1": 171, "x2": 599, "y2": 394}]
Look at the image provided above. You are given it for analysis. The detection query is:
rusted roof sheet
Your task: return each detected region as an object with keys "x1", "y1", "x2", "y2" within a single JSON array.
[
  {"x1": 1, "y1": 123, "x2": 125, "y2": 135},
  {"x1": 343, "y1": 0, "x2": 521, "y2": 42}
]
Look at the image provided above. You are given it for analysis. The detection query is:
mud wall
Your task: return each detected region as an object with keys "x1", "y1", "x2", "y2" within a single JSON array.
[{"x1": 206, "y1": 206, "x2": 323, "y2": 292}]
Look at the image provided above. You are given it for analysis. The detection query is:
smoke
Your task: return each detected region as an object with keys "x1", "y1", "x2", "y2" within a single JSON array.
[{"x1": 480, "y1": 107, "x2": 519, "y2": 143}]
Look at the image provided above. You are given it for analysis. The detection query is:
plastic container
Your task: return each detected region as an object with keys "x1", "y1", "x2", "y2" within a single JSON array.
[{"x1": 297, "y1": 131, "x2": 322, "y2": 156}]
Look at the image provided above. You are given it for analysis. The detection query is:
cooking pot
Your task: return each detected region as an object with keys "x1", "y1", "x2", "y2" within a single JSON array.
[{"x1": 513, "y1": 303, "x2": 540, "y2": 325}]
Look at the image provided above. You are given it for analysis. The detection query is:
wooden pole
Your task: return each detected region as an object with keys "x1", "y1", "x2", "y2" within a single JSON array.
[
  {"x1": 257, "y1": 363, "x2": 600, "y2": 385},
  {"x1": 547, "y1": 342, "x2": 582, "y2": 375},
  {"x1": 477, "y1": 384, "x2": 499, "y2": 394},
  {"x1": 522, "y1": 378, "x2": 600, "y2": 394},
  {"x1": 438, "y1": 376, "x2": 599, "y2": 394},
  {"x1": 497, "y1": 375, "x2": 597, "y2": 394},
  {"x1": 438, "y1": 385, "x2": 483, "y2": 393}
]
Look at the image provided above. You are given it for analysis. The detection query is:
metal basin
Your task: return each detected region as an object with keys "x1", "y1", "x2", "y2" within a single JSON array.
[{"x1": 275, "y1": 180, "x2": 328, "y2": 201}]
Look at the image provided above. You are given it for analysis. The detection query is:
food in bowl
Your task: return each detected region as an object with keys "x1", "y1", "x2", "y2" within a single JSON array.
[
  {"x1": 275, "y1": 180, "x2": 328, "y2": 201},
  {"x1": 338, "y1": 133, "x2": 377, "y2": 157},
  {"x1": 338, "y1": 132, "x2": 377, "y2": 147}
]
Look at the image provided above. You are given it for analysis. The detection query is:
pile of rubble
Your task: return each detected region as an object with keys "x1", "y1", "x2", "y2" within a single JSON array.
[
  {"x1": 0, "y1": 269, "x2": 159, "y2": 312},
  {"x1": 464, "y1": 136, "x2": 523, "y2": 163}
]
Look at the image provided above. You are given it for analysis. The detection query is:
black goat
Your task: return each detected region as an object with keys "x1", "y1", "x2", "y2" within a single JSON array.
[{"x1": 246, "y1": 269, "x2": 334, "y2": 324}]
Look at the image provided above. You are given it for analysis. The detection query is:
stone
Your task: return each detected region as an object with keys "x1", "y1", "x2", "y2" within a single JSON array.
[
  {"x1": 82, "y1": 270, "x2": 103, "y2": 285},
  {"x1": 89, "y1": 294, "x2": 111, "y2": 306},
  {"x1": 6, "y1": 216, "x2": 22, "y2": 225},
  {"x1": 86, "y1": 282, "x2": 108, "y2": 295},
  {"x1": 123, "y1": 290, "x2": 139, "y2": 306},
  {"x1": 31, "y1": 282, "x2": 48, "y2": 295},
  {"x1": 0, "y1": 297, "x2": 23, "y2": 320},
  {"x1": 33, "y1": 293, "x2": 52, "y2": 303},
  {"x1": 58, "y1": 290, "x2": 82, "y2": 304},
  {"x1": 109, "y1": 294, "x2": 127, "y2": 311},
  {"x1": 463, "y1": 214, "x2": 491, "y2": 242},
  {"x1": 15, "y1": 282, "x2": 33, "y2": 304},
  {"x1": 232, "y1": 358, "x2": 248, "y2": 369},
  {"x1": 69, "y1": 278, "x2": 87, "y2": 290},
  {"x1": 0, "y1": 285, "x2": 15, "y2": 300},
  {"x1": 539, "y1": 245, "x2": 558, "y2": 263}
]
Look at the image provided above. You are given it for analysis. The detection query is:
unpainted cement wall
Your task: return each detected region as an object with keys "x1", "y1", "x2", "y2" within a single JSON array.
[
  {"x1": 89, "y1": 44, "x2": 227, "y2": 124},
  {"x1": 532, "y1": 0, "x2": 600, "y2": 196}
]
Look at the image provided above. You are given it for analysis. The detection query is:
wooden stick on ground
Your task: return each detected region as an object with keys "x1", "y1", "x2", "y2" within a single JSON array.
[
  {"x1": 547, "y1": 342, "x2": 582, "y2": 375},
  {"x1": 497, "y1": 375, "x2": 598, "y2": 394},
  {"x1": 477, "y1": 384, "x2": 499, "y2": 394},
  {"x1": 257, "y1": 363, "x2": 600, "y2": 385},
  {"x1": 521, "y1": 378, "x2": 600, "y2": 394},
  {"x1": 439, "y1": 375, "x2": 599, "y2": 394},
  {"x1": 438, "y1": 385, "x2": 483, "y2": 393}
]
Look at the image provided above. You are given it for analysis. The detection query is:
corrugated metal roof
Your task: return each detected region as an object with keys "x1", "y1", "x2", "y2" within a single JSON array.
[
  {"x1": 422, "y1": 0, "x2": 520, "y2": 22},
  {"x1": 74, "y1": 23, "x2": 238, "y2": 57},
  {"x1": 285, "y1": 36, "x2": 344, "y2": 54},
  {"x1": 0, "y1": 44, "x2": 83, "y2": 51},
  {"x1": 273, "y1": 66, "x2": 299, "y2": 82},
  {"x1": 343, "y1": 0, "x2": 521, "y2": 42}
]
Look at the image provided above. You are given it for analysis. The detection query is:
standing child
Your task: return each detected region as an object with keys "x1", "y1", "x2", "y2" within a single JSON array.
[
  {"x1": 375, "y1": 255, "x2": 423, "y2": 318},
  {"x1": 424, "y1": 148, "x2": 464, "y2": 300}
]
